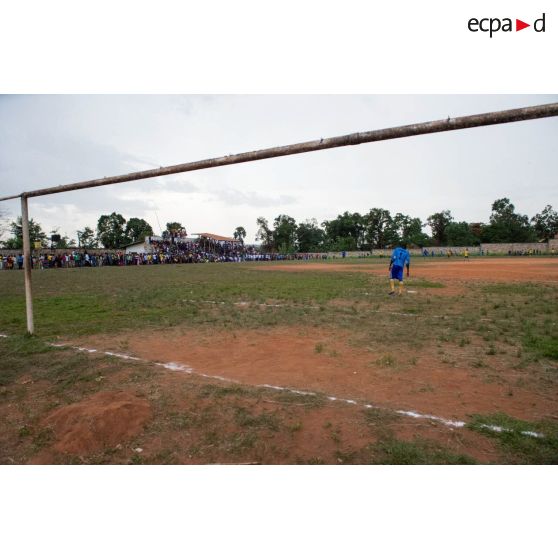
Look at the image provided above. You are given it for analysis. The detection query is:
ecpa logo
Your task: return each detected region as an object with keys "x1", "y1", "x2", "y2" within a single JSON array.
[{"x1": 468, "y1": 13, "x2": 546, "y2": 37}]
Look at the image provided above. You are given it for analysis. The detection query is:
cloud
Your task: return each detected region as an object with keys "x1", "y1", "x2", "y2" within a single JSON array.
[
  {"x1": 154, "y1": 178, "x2": 199, "y2": 194},
  {"x1": 0, "y1": 133, "x2": 137, "y2": 195},
  {"x1": 1, "y1": 94, "x2": 557, "y2": 243},
  {"x1": 207, "y1": 187, "x2": 297, "y2": 208}
]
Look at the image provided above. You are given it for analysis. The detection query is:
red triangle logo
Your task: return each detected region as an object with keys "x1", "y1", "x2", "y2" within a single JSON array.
[{"x1": 516, "y1": 19, "x2": 530, "y2": 31}]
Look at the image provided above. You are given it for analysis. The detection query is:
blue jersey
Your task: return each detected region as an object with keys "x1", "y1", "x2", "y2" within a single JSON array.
[{"x1": 390, "y1": 247, "x2": 410, "y2": 268}]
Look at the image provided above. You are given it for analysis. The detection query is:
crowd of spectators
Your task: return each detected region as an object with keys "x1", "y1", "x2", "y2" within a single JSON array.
[
  {"x1": 420, "y1": 248, "x2": 475, "y2": 257},
  {"x1": 2, "y1": 243, "x2": 556, "y2": 271},
  {"x1": 507, "y1": 248, "x2": 547, "y2": 256},
  {"x1": 1, "y1": 252, "x2": 103, "y2": 269},
  {"x1": 0, "y1": 254, "x2": 24, "y2": 270},
  {"x1": 0, "y1": 238, "x2": 334, "y2": 271}
]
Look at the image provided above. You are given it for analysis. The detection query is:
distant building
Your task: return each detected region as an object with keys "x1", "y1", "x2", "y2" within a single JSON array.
[
  {"x1": 124, "y1": 233, "x2": 241, "y2": 254},
  {"x1": 124, "y1": 240, "x2": 150, "y2": 254},
  {"x1": 194, "y1": 233, "x2": 241, "y2": 243}
]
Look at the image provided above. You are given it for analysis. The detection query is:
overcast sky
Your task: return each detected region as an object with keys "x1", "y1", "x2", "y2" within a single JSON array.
[{"x1": 1, "y1": 94, "x2": 557, "y2": 243}]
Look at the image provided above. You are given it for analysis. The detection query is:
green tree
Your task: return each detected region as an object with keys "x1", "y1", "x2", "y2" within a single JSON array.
[
  {"x1": 166, "y1": 222, "x2": 186, "y2": 235},
  {"x1": 481, "y1": 198, "x2": 536, "y2": 243},
  {"x1": 77, "y1": 226, "x2": 98, "y2": 248},
  {"x1": 255, "y1": 217, "x2": 274, "y2": 251},
  {"x1": 4, "y1": 216, "x2": 48, "y2": 249},
  {"x1": 402, "y1": 216, "x2": 430, "y2": 247},
  {"x1": 469, "y1": 222, "x2": 484, "y2": 243},
  {"x1": 125, "y1": 217, "x2": 153, "y2": 244},
  {"x1": 531, "y1": 205, "x2": 558, "y2": 241},
  {"x1": 273, "y1": 214, "x2": 298, "y2": 253},
  {"x1": 363, "y1": 208, "x2": 394, "y2": 249},
  {"x1": 445, "y1": 222, "x2": 480, "y2": 246},
  {"x1": 97, "y1": 212, "x2": 127, "y2": 249},
  {"x1": 49, "y1": 228, "x2": 75, "y2": 249},
  {"x1": 233, "y1": 226, "x2": 247, "y2": 244},
  {"x1": 322, "y1": 212, "x2": 364, "y2": 251},
  {"x1": 389, "y1": 213, "x2": 430, "y2": 247},
  {"x1": 427, "y1": 210, "x2": 453, "y2": 246},
  {"x1": 296, "y1": 219, "x2": 325, "y2": 252}
]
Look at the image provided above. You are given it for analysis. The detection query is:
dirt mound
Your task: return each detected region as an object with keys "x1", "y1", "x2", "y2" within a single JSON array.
[{"x1": 41, "y1": 391, "x2": 152, "y2": 455}]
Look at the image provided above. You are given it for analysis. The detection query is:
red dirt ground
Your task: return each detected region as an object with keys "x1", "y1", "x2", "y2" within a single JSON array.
[
  {"x1": 83, "y1": 326, "x2": 558, "y2": 426},
  {"x1": 262, "y1": 257, "x2": 558, "y2": 283},
  {"x1": 42, "y1": 257, "x2": 556, "y2": 463},
  {"x1": 131, "y1": 373, "x2": 500, "y2": 464}
]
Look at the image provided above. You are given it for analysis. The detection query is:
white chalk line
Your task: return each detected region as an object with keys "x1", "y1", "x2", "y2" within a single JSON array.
[
  {"x1": 41, "y1": 337, "x2": 545, "y2": 439},
  {"x1": 0, "y1": 333, "x2": 543, "y2": 439}
]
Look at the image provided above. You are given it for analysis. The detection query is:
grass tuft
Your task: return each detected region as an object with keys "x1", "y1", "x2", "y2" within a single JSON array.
[
  {"x1": 367, "y1": 437, "x2": 476, "y2": 465},
  {"x1": 468, "y1": 412, "x2": 558, "y2": 464},
  {"x1": 376, "y1": 354, "x2": 396, "y2": 367}
]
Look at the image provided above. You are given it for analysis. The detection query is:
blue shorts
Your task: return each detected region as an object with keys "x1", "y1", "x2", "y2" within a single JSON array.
[{"x1": 390, "y1": 265, "x2": 404, "y2": 281}]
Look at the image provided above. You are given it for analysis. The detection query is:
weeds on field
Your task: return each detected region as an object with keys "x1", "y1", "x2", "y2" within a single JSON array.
[
  {"x1": 376, "y1": 354, "x2": 396, "y2": 367},
  {"x1": 468, "y1": 412, "x2": 558, "y2": 464},
  {"x1": 1, "y1": 260, "x2": 557, "y2": 464},
  {"x1": 367, "y1": 438, "x2": 477, "y2": 465}
]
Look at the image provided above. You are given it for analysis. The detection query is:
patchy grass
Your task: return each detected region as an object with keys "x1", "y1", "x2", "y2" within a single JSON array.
[
  {"x1": 197, "y1": 384, "x2": 256, "y2": 399},
  {"x1": 2, "y1": 262, "x2": 556, "y2": 371},
  {"x1": 363, "y1": 407, "x2": 400, "y2": 425},
  {"x1": 271, "y1": 391, "x2": 326, "y2": 408},
  {"x1": 1, "y1": 259, "x2": 557, "y2": 464},
  {"x1": 523, "y1": 327, "x2": 558, "y2": 360},
  {"x1": 366, "y1": 438, "x2": 476, "y2": 465},
  {"x1": 0, "y1": 335, "x2": 109, "y2": 394},
  {"x1": 468, "y1": 413, "x2": 558, "y2": 464},
  {"x1": 0, "y1": 264, "x2": 377, "y2": 336},
  {"x1": 233, "y1": 407, "x2": 281, "y2": 431},
  {"x1": 0, "y1": 331, "x2": 493, "y2": 465},
  {"x1": 314, "y1": 343, "x2": 324, "y2": 354},
  {"x1": 406, "y1": 279, "x2": 445, "y2": 289},
  {"x1": 482, "y1": 283, "x2": 541, "y2": 296},
  {"x1": 376, "y1": 354, "x2": 396, "y2": 367}
]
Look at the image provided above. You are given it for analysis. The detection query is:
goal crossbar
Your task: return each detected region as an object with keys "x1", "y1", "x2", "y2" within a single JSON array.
[
  {"x1": 1, "y1": 101, "x2": 557, "y2": 334},
  {"x1": 1, "y1": 102, "x2": 557, "y2": 203}
]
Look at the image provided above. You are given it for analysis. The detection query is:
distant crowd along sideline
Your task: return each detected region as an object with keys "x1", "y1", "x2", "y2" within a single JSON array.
[
  {"x1": 1, "y1": 234, "x2": 555, "y2": 270},
  {"x1": 1, "y1": 234, "x2": 326, "y2": 269}
]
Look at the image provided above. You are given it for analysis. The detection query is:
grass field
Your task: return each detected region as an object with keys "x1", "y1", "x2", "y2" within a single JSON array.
[{"x1": 1, "y1": 257, "x2": 557, "y2": 464}]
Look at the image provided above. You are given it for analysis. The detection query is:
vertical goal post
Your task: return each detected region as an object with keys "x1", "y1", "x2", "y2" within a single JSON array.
[{"x1": 1, "y1": 102, "x2": 558, "y2": 334}]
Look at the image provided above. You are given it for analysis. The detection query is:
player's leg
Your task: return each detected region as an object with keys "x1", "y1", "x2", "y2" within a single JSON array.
[
  {"x1": 389, "y1": 265, "x2": 402, "y2": 295},
  {"x1": 396, "y1": 264, "x2": 404, "y2": 295}
]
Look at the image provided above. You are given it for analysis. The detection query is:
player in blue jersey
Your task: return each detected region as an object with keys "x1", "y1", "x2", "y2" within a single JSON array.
[{"x1": 388, "y1": 244, "x2": 410, "y2": 295}]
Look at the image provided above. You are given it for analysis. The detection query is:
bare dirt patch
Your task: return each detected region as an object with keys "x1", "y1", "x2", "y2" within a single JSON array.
[
  {"x1": 263, "y1": 258, "x2": 558, "y2": 283},
  {"x1": 81, "y1": 326, "x2": 557, "y2": 425},
  {"x1": 106, "y1": 373, "x2": 499, "y2": 464}
]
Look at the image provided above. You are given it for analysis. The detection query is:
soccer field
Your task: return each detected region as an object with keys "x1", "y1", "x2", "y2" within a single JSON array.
[{"x1": 1, "y1": 257, "x2": 557, "y2": 464}]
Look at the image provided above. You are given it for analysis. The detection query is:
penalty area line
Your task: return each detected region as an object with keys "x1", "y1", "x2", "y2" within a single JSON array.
[
  {"x1": 9, "y1": 334, "x2": 540, "y2": 440},
  {"x1": 0, "y1": 333, "x2": 544, "y2": 439}
]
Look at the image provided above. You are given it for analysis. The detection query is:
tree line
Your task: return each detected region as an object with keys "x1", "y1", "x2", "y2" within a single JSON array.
[
  {"x1": 1, "y1": 212, "x2": 157, "y2": 250},
  {"x1": 1, "y1": 199, "x2": 556, "y2": 252},
  {"x1": 256, "y1": 199, "x2": 557, "y2": 253},
  {"x1": 0, "y1": 210, "x2": 249, "y2": 251}
]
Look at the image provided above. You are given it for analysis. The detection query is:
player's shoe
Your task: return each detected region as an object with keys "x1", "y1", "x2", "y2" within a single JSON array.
[{"x1": 388, "y1": 291, "x2": 395, "y2": 296}]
